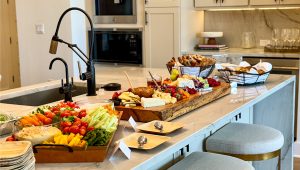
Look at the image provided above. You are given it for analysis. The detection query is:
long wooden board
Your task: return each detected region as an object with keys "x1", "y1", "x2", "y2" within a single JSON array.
[{"x1": 116, "y1": 82, "x2": 231, "y2": 122}]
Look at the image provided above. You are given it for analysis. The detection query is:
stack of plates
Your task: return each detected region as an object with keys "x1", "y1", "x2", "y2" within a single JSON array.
[{"x1": 0, "y1": 141, "x2": 35, "y2": 170}]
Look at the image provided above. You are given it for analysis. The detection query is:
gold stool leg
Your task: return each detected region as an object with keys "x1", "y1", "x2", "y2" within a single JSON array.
[{"x1": 278, "y1": 149, "x2": 281, "y2": 170}]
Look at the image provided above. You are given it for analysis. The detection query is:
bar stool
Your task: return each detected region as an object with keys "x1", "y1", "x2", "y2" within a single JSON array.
[
  {"x1": 168, "y1": 152, "x2": 254, "y2": 170},
  {"x1": 206, "y1": 123, "x2": 284, "y2": 170}
]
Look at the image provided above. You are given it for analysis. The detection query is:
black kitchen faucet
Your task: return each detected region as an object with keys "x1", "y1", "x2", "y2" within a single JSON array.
[
  {"x1": 49, "y1": 57, "x2": 73, "y2": 102},
  {"x1": 49, "y1": 7, "x2": 96, "y2": 96}
]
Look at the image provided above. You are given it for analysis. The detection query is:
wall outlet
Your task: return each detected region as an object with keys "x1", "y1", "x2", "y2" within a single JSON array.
[
  {"x1": 260, "y1": 40, "x2": 271, "y2": 47},
  {"x1": 35, "y1": 24, "x2": 45, "y2": 34}
]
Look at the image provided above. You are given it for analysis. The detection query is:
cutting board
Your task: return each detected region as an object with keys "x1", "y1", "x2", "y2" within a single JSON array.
[{"x1": 116, "y1": 82, "x2": 231, "y2": 122}]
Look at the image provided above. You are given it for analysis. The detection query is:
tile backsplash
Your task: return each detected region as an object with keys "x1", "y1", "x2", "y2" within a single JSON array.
[{"x1": 204, "y1": 9, "x2": 300, "y2": 48}]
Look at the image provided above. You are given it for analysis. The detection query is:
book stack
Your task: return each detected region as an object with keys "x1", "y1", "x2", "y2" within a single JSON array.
[
  {"x1": 0, "y1": 141, "x2": 35, "y2": 170},
  {"x1": 195, "y1": 44, "x2": 229, "y2": 51}
]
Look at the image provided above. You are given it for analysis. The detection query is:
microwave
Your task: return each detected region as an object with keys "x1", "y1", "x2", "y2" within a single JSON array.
[
  {"x1": 89, "y1": 29, "x2": 142, "y2": 64},
  {"x1": 94, "y1": 0, "x2": 137, "y2": 24}
]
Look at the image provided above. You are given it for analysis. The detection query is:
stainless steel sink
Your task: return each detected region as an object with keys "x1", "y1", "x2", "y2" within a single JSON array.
[{"x1": 0, "y1": 85, "x2": 99, "y2": 106}]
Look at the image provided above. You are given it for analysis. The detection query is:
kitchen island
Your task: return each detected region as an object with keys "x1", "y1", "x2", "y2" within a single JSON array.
[{"x1": 0, "y1": 67, "x2": 296, "y2": 170}]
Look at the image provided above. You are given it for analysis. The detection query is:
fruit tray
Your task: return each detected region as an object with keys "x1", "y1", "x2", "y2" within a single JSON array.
[
  {"x1": 33, "y1": 111, "x2": 122, "y2": 163},
  {"x1": 218, "y1": 69, "x2": 270, "y2": 85},
  {"x1": 166, "y1": 65, "x2": 215, "y2": 78}
]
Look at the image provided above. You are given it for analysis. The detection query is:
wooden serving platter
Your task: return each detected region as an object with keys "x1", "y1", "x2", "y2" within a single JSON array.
[
  {"x1": 33, "y1": 111, "x2": 123, "y2": 163},
  {"x1": 116, "y1": 82, "x2": 231, "y2": 122}
]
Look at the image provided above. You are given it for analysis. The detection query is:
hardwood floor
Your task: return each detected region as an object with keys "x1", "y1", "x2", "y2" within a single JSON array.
[{"x1": 295, "y1": 157, "x2": 300, "y2": 170}]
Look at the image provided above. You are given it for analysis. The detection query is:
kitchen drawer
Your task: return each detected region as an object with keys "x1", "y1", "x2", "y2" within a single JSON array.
[{"x1": 145, "y1": 0, "x2": 180, "y2": 8}]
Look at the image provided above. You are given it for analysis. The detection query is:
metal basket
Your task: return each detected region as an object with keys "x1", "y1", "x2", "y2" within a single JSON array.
[
  {"x1": 167, "y1": 64, "x2": 215, "y2": 78},
  {"x1": 218, "y1": 69, "x2": 270, "y2": 86}
]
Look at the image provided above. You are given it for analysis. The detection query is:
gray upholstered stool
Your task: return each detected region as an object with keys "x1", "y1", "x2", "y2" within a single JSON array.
[
  {"x1": 168, "y1": 152, "x2": 254, "y2": 170},
  {"x1": 206, "y1": 123, "x2": 284, "y2": 170}
]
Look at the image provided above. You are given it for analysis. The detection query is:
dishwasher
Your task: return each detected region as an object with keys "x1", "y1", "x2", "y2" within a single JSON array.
[{"x1": 243, "y1": 56, "x2": 299, "y2": 141}]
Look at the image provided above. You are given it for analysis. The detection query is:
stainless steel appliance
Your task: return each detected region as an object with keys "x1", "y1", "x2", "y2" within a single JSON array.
[
  {"x1": 94, "y1": 0, "x2": 137, "y2": 24},
  {"x1": 89, "y1": 28, "x2": 142, "y2": 64},
  {"x1": 243, "y1": 56, "x2": 299, "y2": 140}
]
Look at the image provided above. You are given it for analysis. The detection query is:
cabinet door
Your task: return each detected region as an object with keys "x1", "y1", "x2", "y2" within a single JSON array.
[
  {"x1": 280, "y1": 0, "x2": 300, "y2": 5},
  {"x1": 221, "y1": 0, "x2": 249, "y2": 6},
  {"x1": 195, "y1": 0, "x2": 221, "y2": 7},
  {"x1": 144, "y1": 8, "x2": 180, "y2": 68},
  {"x1": 250, "y1": 0, "x2": 279, "y2": 5},
  {"x1": 145, "y1": 0, "x2": 180, "y2": 7}
]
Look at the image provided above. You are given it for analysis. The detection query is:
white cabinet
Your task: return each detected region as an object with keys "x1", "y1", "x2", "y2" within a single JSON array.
[
  {"x1": 145, "y1": 0, "x2": 180, "y2": 7},
  {"x1": 221, "y1": 0, "x2": 249, "y2": 7},
  {"x1": 195, "y1": 0, "x2": 248, "y2": 7},
  {"x1": 144, "y1": 0, "x2": 203, "y2": 68},
  {"x1": 195, "y1": 0, "x2": 220, "y2": 7},
  {"x1": 280, "y1": 0, "x2": 300, "y2": 5},
  {"x1": 144, "y1": 8, "x2": 180, "y2": 68},
  {"x1": 250, "y1": 0, "x2": 279, "y2": 5},
  {"x1": 250, "y1": 0, "x2": 300, "y2": 5}
]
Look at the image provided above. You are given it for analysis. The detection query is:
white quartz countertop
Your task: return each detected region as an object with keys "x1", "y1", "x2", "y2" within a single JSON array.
[
  {"x1": 0, "y1": 67, "x2": 296, "y2": 170},
  {"x1": 191, "y1": 48, "x2": 300, "y2": 59}
]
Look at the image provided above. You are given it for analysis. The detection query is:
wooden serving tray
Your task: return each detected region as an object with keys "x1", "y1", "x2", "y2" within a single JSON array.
[
  {"x1": 116, "y1": 82, "x2": 231, "y2": 122},
  {"x1": 33, "y1": 111, "x2": 122, "y2": 163}
]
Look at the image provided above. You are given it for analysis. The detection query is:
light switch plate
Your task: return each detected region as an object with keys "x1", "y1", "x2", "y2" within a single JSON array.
[
  {"x1": 35, "y1": 24, "x2": 45, "y2": 34},
  {"x1": 260, "y1": 40, "x2": 270, "y2": 47}
]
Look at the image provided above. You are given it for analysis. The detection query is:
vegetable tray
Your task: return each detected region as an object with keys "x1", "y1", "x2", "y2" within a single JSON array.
[{"x1": 33, "y1": 111, "x2": 122, "y2": 163}]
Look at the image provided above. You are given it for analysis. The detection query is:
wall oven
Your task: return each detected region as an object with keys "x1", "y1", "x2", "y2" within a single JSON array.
[
  {"x1": 89, "y1": 28, "x2": 142, "y2": 64},
  {"x1": 243, "y1": 56, "x2": 299, "y2": 140},
  {"x1": 94, "y1": 0, "x2": 137, "y2": 24}
]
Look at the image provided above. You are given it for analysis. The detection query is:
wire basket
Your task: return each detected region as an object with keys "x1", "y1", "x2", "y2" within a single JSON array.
[
  {"x1": 167, "y1": 64, "x2": 215, "y2": 78},
  {"x1": 218, "y1": 69, "x2": 270, "y2": 85}
]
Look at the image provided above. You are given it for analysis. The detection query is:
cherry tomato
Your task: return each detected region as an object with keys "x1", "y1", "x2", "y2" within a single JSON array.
[
  {"x1": 79, "y1": 128, "x2": 86, "y2": 136},
  {"x1": 44, "y1": 118, "x2": 52, "y2": 125},
  {"x1": 73, "y1": 121, "x2": 82, "y2": 127},
  {"x1": 45, "y1": 112, "x2": 55, "y2": 119},
  {"x1": 70, "y1": 111, "x2": 78, "y2": 117},
  {"x1": 63, "y1": 121, "x2": 72, "y2": 127},
  {"x1": 87, "y1": 126, "x2": 95, "y2": 132},
  {"x1": 78, "y1": 111, "x2": 87, "y2": 118},
  {"x1": 69, "y1": 126, "x2": 79, "y2": 134},
  {"x1": 74, "y1": 117, "x2": 81, "y2": 122},
  {"x1": 60, "y1": 111, "x2": 71, "y2": 118},
  {"x1": 81, "y1": 122, "x2": 88, "y2": 128},
  {"x1": 6, "y1": 136, "x2": 15, "y2": 141},
  {"x1": 63, "y1": 127, "x2": 70, "y2": 133},
  {"x1": 51, "y1": 107, "x2": 59, "y2": 112}
]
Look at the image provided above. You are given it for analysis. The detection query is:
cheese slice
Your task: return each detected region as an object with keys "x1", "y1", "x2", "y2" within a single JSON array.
[
  {"x1": 141, "y1": 98, "x2": 165, "y2": 108},
  {"x1": 177, "y1": 78, "x2": 195, "y2": 89}
]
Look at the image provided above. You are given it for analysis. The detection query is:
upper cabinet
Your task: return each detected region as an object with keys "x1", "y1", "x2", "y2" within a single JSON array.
[
  {"x1": 195, "y1": 0, "x2": 300, "y2": 8},
  {"x1": 145, "y1": 0, "x2": 180, "y2": 8},
  {"x1": 250, "y1": 0, "x2": 300, "y2": 5},
  {"x1": 250, "y1": 0, "x2": 278, "y2": 6},
  {"x1": 195, "y1": 0, "x2": 248, "y2": 8},
  {"x1": 221, "y1": 0, "x2": 249, "y2": 7},
  {"x1": 280, "y1": 0, "x2": 300, "y2": 5}
]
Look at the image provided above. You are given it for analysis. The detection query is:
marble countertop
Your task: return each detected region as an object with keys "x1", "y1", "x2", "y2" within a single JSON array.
[
  {"x1": 190, "y1": 48, "x2": 300, "y2": 59},
  {"x1": 0, "y1": 67, "x2": 296, "y2": 170}
]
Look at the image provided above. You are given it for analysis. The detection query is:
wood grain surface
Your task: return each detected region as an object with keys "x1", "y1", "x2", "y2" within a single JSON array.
[{"x1": 117, "y1": 82, "x2": 231, "y2": 122}]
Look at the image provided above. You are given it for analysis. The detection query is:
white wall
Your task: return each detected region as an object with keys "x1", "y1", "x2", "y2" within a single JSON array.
[{"x1": 16, "y1": 0, "x2": 74, "y2": 86}]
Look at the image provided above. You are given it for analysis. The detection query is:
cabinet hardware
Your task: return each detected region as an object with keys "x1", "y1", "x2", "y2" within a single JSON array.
[
  {"x1": 186, "y1": 145, "x2": 190, "y2": 152},
  {"x1": 9, "y1": 37, "x2": 12, "y2": 44},
  {"x1": 145, "y1": 11, "x2": 149, "y2": 25},
  {"x1": 180, "y1": 148, "x2": 184, "y2": 156},
  {"x1": 12, "y1": 76, "x2": 14, "y2": 82},
  {"x1": 238, "y1": 113, "x2": 242, "y2": 119},
  {"x1": 145, "y1": 0, "x2": 149, "y2": 5},
  {"x1": 222, "y1": 0, "x2": 224, "y2": 3},
  {"x1": 216, "y1": 0, "x2": 218, "y2": 3},
  {"x1": 235, "y1": 115, "x2": 238, "y2": 121}
]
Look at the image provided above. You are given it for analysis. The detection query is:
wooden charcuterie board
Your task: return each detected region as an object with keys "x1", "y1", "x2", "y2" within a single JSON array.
[{"x1": 116, "y1": 82, "x2": 231, "y2": 122}]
